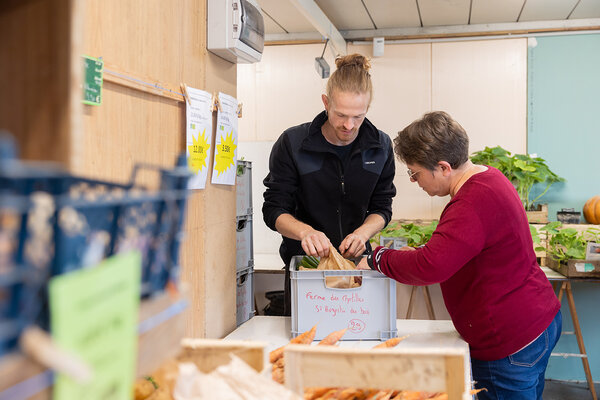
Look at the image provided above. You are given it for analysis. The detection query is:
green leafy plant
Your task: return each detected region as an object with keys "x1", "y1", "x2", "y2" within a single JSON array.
[
  {"x1": 373, "y1": 220, "x2": 439, "y2": 247},
  {"x1": 470, "y1": 146, "x2": 564, "y2": 211},
  {"x1": 586, "y1": 227, "x2": 600, "y2": 243},
  {"x1": 540, "y1": 222, "x2": 587, "y2": 262},
  {"x1": 530, "y1": 225, "x2": 542, "y2": 248}
]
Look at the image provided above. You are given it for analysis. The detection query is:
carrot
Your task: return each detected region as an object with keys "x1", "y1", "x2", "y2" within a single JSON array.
[
  {"x1": 391, "y1": 392, "x2": 428, "y2": 400},
  {"x1": 470, "y1": 388, "x2": 487, "y2": 396},
  {"x1": 293, "y1": 324, "x2": 318, "y2": 344},
  {"x1": 269, "y1": 324, "x2": 318, "y2": 363},
  {"x1": 316, "y1": 388, "x2": 340, "y2": 399},
  {"x1": 426, "y1": 393, "x2": 447, "y2": 400},
  {"x1": 271, "y1": 365, "x2": 284, "y2": 384},
  {"x1": 337, "y1": 387, "x2": 365, "y2": 399},
  {"x1": 365, "y1": 389, "x2": 385, "y2": 399},
  {"x1": 274, "y1": 356, "x2": 285, "y2": 370},
  {"x1": 367, "y1": 390, "x2": 394, "y2": 400},
  {"x1": 372, "y1": 335, "x2": 410, "y2": 349},
  {"x1": 379, "y1": 390, "x2": 395, "y2": 400},
  {"x1": 269, "y1": 346, "x2": 285, "y2": 364},
  {"x1": 304, "y1": 387, "x2": 332, "y2": 400},
  {"x1": 317, "y1": 328, "x2": 347, "y2": 346}
]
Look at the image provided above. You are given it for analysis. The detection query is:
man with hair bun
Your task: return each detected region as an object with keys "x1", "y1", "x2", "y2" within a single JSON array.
[{"x1": 263, "y1": 53, "x2": 396, "y2": 315}]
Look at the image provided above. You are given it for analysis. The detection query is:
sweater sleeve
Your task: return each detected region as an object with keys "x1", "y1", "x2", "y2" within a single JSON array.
[
  {"x1": 366, "y1": 132, "x2": 396, "y2": 226},
  {"x1": 262, "y1": 134, "x2": 298, "y2": 231},
  {"x1": 375, "y1": 198, "x2": 486, "y2": 285}
]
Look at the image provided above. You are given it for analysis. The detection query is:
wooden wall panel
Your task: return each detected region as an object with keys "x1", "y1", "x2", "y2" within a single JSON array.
[
  {"x1": 0, "y1": 0, "x2": 82, "y2": 165},
  {"x1": 81, "y1": 0, "x2": 237, "y2": 339},
  {"x1": 81, "y1": 0, "x2": 186, "y2": 182}
]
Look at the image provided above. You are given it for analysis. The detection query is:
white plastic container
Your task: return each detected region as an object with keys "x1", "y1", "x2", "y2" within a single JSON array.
[
  {"x1": 379, "y1": 236, "x2": 408, "y2": 249},
  {"x1": 290, "y1": 256, "x2": 397, "y2": 341},
  {"x1": 236, "y1": 265, "x2": 255, "y2": 326}
]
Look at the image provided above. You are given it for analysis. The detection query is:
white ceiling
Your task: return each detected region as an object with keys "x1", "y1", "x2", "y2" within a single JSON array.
[{"x1": 257, "y1": 0, "x2": 600, "y2": 50}]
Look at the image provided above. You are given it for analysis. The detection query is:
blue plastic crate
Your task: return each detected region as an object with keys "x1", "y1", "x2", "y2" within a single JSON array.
[
  {"x1": 0, "y1": 194, "x2": 48, "y2": 355},
  {"x1": 0, "y1": 135, "x2": 190, "y2": 354}
]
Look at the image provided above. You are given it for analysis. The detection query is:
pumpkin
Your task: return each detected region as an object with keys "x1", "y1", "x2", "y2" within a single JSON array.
[{"x1": 583, "y1": 195, "x2": 600, "y2": 224}]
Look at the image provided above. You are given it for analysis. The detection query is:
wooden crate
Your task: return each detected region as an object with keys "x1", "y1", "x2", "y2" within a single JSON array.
[
  {"x1": 144, "y1": 338, "x2": 268, "y2": 397},
  {"x1": 530, "y1": 223, "x2": 598, "y2": 267},
  {"x1": 284, "y1": 344, "x2": 471, "y2": 400},
  {"x1": 547, "y1": 257, "x2": 600, "y2": 278},
  {"x1": 527, "y1": 204, "x2": 548, "y2": 223},
  {"x1": 178, "y1": 338, "x2": 266, "y2": 374}
]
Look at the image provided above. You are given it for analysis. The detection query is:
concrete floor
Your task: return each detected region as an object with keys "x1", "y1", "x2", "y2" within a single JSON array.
[{"x1": 542, "y1": 380, "x2": 599, "y2": 400}]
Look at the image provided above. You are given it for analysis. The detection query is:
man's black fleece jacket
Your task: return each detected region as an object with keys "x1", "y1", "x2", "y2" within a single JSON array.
[{"x1": 262, "y1": 111, "x2": 396, "y2": 265}]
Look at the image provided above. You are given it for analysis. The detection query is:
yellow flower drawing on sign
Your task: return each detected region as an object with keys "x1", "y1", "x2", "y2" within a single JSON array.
[
  {"x1": 214, "y1": 130, "x2": 237, "y2": 176},
  {"x1": 187, "y1": 130, "x2": 210, "y2": 174}
]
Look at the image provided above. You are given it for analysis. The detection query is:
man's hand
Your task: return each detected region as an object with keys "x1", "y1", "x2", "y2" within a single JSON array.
[
  {"x1": 339, "y1": 232, "x2": 369, "y2": 258},
  {"x1": 300, "y1": 229, "x2": 331, "y2": 258}
]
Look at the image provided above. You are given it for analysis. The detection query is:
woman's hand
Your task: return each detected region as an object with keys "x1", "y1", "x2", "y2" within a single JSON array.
[{"x1": 356, "y1": 257, "x2": 370, "y2": 270}]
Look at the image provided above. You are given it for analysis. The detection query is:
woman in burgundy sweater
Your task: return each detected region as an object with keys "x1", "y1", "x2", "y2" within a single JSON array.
[{"x1": 358, "y1": 111, "x2": 561, "y2": 399}]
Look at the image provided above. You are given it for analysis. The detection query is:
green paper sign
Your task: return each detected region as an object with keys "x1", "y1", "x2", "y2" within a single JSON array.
[
  {"x1": 83, "y1": 55, "x2": 103, "y2": 105},
  {"x1": 50, "y1": 251, "x2": 141, "y2": 400}
]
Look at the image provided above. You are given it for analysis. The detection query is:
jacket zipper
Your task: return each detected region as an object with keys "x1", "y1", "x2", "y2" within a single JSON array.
[{"x1": 336, "y1": 158, "x2": 345, "y2": 241}]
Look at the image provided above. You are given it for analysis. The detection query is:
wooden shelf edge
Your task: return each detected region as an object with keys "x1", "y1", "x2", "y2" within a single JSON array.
[{"x1": 0, "y1": 291, "x2": 188, "y2": 400}]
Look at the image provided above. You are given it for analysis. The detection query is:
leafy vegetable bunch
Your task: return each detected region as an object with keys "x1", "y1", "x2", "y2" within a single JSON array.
[{"x1": 373, "y1": 220, "x2": 439, "y2": 248}]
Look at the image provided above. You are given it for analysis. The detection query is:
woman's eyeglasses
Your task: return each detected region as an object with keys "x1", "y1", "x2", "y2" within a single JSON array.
[{"x1": 407, "y1": 169, "x2": 420, "y2": 180}]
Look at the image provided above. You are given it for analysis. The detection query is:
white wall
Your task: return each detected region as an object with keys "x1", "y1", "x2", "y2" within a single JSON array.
[
  {"x1": 238, "y1": 38, "x2": 527, "y2": 223},
  {"x1": 237, "y1": 39, "x2": 527, "y2": 319}
]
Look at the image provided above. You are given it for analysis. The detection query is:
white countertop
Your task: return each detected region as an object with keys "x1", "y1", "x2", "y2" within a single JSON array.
[
  {"x1": 541, "y1": 266, "x2": 567, "y2": 280},
  {"x1": 254, "y1": 253, "x2": 285, "y2": 273},
  {"x1": 225, "y1": 316, "x2": 467, "y2": 353}
]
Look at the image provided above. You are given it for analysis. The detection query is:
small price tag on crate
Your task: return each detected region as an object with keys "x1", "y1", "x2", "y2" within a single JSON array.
[{"x1": 585, "y1": 242, "x2": 600, "y2": 261}]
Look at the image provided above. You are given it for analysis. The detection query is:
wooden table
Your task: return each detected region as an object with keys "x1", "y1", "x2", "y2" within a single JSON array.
[{"x1": 542, "y1": 266, "x2": 598, "y2": 400}]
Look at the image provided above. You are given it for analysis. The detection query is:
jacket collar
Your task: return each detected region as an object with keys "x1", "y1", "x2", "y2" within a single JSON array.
[{"x1": 301, "y1": 111, "x2": 383, "y2": 152}]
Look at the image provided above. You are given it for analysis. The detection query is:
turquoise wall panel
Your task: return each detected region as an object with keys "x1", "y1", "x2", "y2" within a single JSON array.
[
  {"x1": 528, "y1": 33, "x2": 600, "y2": 383},
  {"x1": 528, "y1": 34, "x2": 600, "y2": 220}
]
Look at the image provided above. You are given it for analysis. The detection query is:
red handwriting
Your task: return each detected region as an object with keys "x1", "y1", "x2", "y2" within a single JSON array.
[
  {"x1": 348, "y1": 319, "x2": 366, "y2": 333},
  {"x1": 341, "y1": 293, "x2": 364, "y2": 304},
  {"x1": 314, "y1": 304, "x2": 346, "y2": 317},
  {"x1": 306, "y1": 292, "x2": 326, "y2": 301}
]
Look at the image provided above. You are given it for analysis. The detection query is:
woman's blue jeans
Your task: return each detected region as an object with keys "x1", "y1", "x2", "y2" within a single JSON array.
[{"x1": 471, "y1": 310, "x2": 562, "y2": 399}]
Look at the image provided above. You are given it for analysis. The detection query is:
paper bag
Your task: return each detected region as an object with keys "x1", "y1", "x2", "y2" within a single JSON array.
[{"x1": 317, "y1": 246, "x2": 361, "y2": 288}]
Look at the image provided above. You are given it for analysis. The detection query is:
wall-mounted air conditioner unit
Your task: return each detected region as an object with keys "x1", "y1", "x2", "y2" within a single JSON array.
[{"x1": 208, "y1": 0, "x2": 265, "y2": 64}]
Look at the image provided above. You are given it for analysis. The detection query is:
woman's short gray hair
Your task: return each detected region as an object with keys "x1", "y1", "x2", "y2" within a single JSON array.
[{"x1": 394, "y1": 111, "x2": 469, "y2": 170}]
